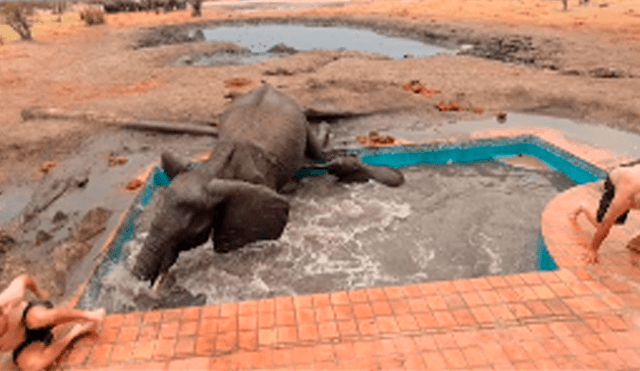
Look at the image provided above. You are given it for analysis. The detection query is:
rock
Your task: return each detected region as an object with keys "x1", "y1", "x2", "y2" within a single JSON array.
[
  {"x1": 436, "y1": 101, "x2": 462, "y2": 111},
  {"x1": 35, "y1": 230, "x2": 52, "y2": 246},
  {"x1": 39, "y1": 161, "x2": 57, "y2": 173},
  {"x1": 458, "y1": 44, "x2": 474, "y2": 52},
  {"x1": 126, "y1": 179, "x2": 144, "y2": 191},
  {"x1": 263, "y1": 67, "x2": 294, "y2": 76},
  {"x1": 589, "y1": 67, "x2": 626, "y2": 78},
  {"x1": 402, "y1": 81, "x2": 442, "y2": 97},
  {"x1": 266, "y1": 43, "x2": 298, "y2": 54},
  {"x1": 52, "y1": 240, "x2": 91, "y2": 273},
  {"x1": 223, "y1": 77, "x2": 254, "y2": 89},
  {"x1": 497, "y1": 112, "x2": 507, "y2": 123},
  {"x1": 108, "y1": 156, "x2": 128, "y2": 167},
  {"x1": 74, "y1": 207, "x2": 112, "y2": 243},
  {"x1": 0, "y1": 229, "x2": 16, "y2": 253},
  {"x1": 73, "y1": 173, "x2": 90, "y2": 188},
  {"x1": 52, "y1": 211, "x2": 68, "y2": 224},
  {"x1": 22, "y1": 168, "x2": 90, "y2": 222},
  {"x1": 560, "y1": 69, "x2": 581, "y2": 76}
]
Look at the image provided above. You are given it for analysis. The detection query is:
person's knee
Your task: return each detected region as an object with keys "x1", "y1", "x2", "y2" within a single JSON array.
[
  {"x1": 16, "y1": 349, "x2": 47, "y2": 371},
  {"x1": 24, "y1": 306, "x2": 53, "y2": 330}
]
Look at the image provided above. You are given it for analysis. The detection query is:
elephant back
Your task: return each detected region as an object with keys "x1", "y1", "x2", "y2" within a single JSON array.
[{"x1": 218, "y1": 84, "x2": 307, "y2": 176}]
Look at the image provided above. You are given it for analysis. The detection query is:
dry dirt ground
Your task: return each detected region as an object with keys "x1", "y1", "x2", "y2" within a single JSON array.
[{"x1": 1, "y1": 0, "x2": 640, "y2": 303}]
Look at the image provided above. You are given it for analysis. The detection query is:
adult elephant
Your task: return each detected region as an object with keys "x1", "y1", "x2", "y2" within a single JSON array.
[{"x1": 132, "y1": 84, "x2": 404, "y2": 287}]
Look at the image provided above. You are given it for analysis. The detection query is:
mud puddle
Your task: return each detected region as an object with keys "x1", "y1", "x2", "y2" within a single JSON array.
[
  {"x1": 200, "y1": 24, "x2": 450, "y2": 59},
  {"x1": 92, "y1": 161, "x2": 570, "y2": 313},
  {"x1": 0, "y1": 129, "x2": 215, "y2": 303},
  {"x1": 139, "y1": 16, "x2": 565, "y2": 71},
  {"x1": 173, "y1": 23, "x2": 451, "y2": 66}
]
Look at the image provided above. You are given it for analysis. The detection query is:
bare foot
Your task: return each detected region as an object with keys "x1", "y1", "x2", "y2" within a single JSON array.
[
  {"x1": 569, "y1": 205, "x2": 585, "y2": 225},
  {"x1": 68, "y1": 322, "x2": 98, "y2": 339}
]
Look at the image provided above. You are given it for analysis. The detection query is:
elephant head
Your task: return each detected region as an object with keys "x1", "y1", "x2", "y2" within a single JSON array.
[{"x1": 132, "y1": 177, "x2": 289, "y2": 285}]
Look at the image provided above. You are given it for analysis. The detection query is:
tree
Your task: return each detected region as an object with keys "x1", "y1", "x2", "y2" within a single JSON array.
[
  {"x1": 191, "y1": 0, "x2": 201, "y2": 17},
  {"x1": 1, "y1": 3, "x2": 32, "y2": 40}
]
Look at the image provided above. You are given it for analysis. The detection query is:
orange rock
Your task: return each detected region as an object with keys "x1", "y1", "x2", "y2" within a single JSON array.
[
  {"x1": 108, "y1": 156, "x2": 128, "y2": 167},
  {"x1": 224, "y1": 78, "x2": 254, "y2": 89},
  {"x1": 39, "y1": 161, "x2": 57, "y2": 173},
  {"x1": 357, "y1": 135, "x2": 369, "y2": 144},
  {"x1": 125, "y1": 178, "x2": 143, "y2": 191},
  {"x1": 402, "y1": 82, "x2": 414, "y2": 92},
  {"x1": 357, "y1": 131, "x2": 414, "y2": 147},
  {"x1": 436, "y1": 101, "x2": 461, "y2": 111},
  {"x1": 403, "y1": 81, "x2": 442, "y2": 98},
  {"x1": 471, "y1": 106, "x2": 484, "y2": 114},
  {"x1": 421, "y1": 88, "x2": 442, "y2": 98}
]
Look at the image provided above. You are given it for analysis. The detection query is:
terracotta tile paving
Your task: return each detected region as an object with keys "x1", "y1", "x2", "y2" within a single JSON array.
[{"x1": 0, "y1": 129, "x2": 636, "y2": 370}]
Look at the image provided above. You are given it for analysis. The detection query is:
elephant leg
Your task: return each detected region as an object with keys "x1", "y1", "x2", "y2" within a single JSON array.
[
  {"x1": 161, "y1": 151, "x2": 191, "y2": 179},
  {"x1": 316, "y1": 155, "x2": 405, "y2": 187},
  {"x1": 305, "y1": 123, "x2": 330, "y2": 161}
]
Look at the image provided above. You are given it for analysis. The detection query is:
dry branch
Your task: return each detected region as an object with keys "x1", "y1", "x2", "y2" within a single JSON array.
[{"x1": 21, "y1": 106, "x2": 219, "y2": 136}]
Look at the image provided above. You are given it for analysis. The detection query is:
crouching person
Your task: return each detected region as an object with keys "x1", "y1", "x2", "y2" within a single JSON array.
[{"x1": 0, "y1": 274, "x2": 105, "y2": 371}]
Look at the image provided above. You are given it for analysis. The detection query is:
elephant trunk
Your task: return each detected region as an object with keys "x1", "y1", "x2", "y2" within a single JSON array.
[{"x1": 132, "y1": 231, "x2": 176, "y2": 285}]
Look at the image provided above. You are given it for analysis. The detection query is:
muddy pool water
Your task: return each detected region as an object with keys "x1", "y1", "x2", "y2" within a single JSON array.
[
  {"x1": 178, "y1": 24, "x2": 451, "y2": 66},
  {"x1": 92, "y1": 160, "x2": 571, "y2": 313}
]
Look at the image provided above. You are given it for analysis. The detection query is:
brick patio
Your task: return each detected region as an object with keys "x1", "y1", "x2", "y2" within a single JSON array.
[{"x1": 3, "y1": 128, "x2": 640, "y2": 370}]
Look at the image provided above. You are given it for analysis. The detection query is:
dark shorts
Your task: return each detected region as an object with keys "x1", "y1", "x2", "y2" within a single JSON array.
[
  {"x1": 12, "y1": 300, "x2": 54, "y2": 364},
  {"x1": 596, "y1": 176, "x2": 629, "y2": 224}
]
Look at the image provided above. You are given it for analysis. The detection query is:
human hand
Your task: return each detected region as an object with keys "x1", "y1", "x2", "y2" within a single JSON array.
[{"x1": 585, "y1": 248, "x2": 599, "y2": 264}]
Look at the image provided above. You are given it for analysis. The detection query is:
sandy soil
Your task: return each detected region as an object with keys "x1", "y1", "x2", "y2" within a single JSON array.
[
  {"x1": 1, "y1": 0, "x2": 640, "y2": 302},
  {"x1": 1, "y1": 0, "x2": 639, "y2": 185}
]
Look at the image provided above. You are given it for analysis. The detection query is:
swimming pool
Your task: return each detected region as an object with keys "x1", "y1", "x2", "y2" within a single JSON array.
[{"x1": 77, "y1": 135, "x2": 604, "y2": 311}]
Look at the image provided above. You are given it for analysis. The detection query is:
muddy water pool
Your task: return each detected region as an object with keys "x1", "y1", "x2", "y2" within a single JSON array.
[
  {"x1": 91, "y1": 160, "x2": 572, "y2": 313},
  {"x1": 178, "y1": 24, "x2": 451, "y2": 66}
]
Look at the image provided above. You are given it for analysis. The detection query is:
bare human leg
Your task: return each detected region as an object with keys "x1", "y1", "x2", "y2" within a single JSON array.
[
  {"x1": 24, "y1": 306, "x2": 105, "y2": 331},
  {"x1": 15, "y1": 322, "x2": 97, "y2": 371}
]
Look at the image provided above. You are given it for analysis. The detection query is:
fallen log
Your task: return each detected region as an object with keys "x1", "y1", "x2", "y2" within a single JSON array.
[
  {"x1": 121, "y1": 121, "x2": 218, "y2": 136},
  {"x1": 21, "y1": 106, "x2": 219, "y2": 136}
]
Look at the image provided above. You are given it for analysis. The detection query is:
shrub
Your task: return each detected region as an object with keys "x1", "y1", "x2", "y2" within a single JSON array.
[
  {"x1": 1, "y1": 3, "x2": 32, "y2": 40},
  {"x1": 191, "y1": 0, "x2": 201, "y2": 17},
  {"x1": 80, "y1": 8, "x2": 105, "y2": 26}
]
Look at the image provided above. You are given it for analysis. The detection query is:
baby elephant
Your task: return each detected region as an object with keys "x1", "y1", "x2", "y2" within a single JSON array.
[{"x1": 132, "y1": 84, "x2": 404, "y2": 287}]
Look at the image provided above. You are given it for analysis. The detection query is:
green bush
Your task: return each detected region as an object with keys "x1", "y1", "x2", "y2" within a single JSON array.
[{"x1": 80, "y1": 8, "x2": 105, "y2": 26}]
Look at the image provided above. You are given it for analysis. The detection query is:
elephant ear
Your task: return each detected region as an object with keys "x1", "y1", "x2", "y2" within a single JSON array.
[
  {"x1": 161, "y1": 151, "x2": 191, "y2": 179},
  {"x1": 206, "y1": 180, "x2": 290, "y2": 253}
]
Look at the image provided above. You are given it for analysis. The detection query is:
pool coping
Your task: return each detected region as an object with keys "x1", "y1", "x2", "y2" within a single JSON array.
[{"x1": 37, "y1": 125, "x2": 640, "y2": 371}]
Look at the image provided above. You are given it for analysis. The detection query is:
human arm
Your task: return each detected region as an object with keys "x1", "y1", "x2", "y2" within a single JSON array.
[
  {"x1": 588, "y1": 189, "x2": 633, "y2": 263},
  {"x1": 0, "y1": 274, "x2": 49, "y2": 306}
]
